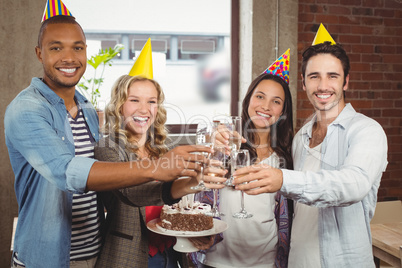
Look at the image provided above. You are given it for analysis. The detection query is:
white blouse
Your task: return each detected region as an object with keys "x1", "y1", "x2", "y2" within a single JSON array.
[{"x1": 200, "y1": 153, "x2": 280, "y2": 268}]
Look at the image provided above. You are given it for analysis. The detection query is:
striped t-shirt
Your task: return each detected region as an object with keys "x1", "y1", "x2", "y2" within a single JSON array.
[
  {"x1": 13, "y1": 106, "x2": 102, "y2": 266},
  {"x1": 68, "y1": 107, "x2": 102, "y2": 261}
]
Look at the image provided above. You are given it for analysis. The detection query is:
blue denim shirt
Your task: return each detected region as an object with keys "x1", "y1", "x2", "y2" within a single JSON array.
[
  {"x1": 4, "y1": 78, "x2": 100, "y2": 268},
  {"x1": 281, "y1": 104, "x2": 388, "y2": 268}
]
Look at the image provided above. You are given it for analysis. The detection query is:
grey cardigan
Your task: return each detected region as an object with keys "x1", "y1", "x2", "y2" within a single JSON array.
[{"x1": 94, "y1": 135, "x2": 178, "y2": 268}]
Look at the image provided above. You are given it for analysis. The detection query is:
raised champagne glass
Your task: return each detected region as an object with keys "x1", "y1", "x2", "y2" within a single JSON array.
[
  {"x1": 224, "y1": 116, "x2": 242, "y2": 187},
  {"x1": 191, "y1": 122, "x2": 213, "y2": 191},
  {"x1": 227, "y1": 116, "x2": 242, "y2": 152},
  {"x1": 232, "y1": 149, "x2": 253, "y2": 219},
  {"x1": 205, "y1": 145, "x2": 226, "y2": 217}
]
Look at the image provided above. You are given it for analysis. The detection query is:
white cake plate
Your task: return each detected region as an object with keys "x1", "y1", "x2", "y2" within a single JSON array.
[{"x1": 147, "y1": 218, "x2": 228, "y2": 253}]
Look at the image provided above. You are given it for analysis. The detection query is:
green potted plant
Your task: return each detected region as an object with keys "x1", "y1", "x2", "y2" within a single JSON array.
[{"x1": 77, "y1": 43, "x2": 124, "y2": 111}]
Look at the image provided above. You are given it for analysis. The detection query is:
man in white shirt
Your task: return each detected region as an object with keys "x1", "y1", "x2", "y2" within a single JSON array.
[{"x1": 233, "y1": 41, "x2": 388, "y2": 267}]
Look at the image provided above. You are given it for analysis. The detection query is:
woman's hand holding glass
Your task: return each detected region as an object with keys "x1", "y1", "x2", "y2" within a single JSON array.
[
  {"x1": 201, "y1": 164, "x2": 227, "y2": 189},
  {"x1": 203, "y1": 145, "x2": 227, "y2": 217},
  {"x1": 213, "y1": 124, "x2": 247, "y2": 156},
  {"x1": 213, "y1": 120, "x2": 246, "y2": 187},
  {"x1": 191, "y1": 122, "x2": 214, "y2": 191},
  {"x1": 186, "y1": 165, "x2": 226, "y2": 194}
]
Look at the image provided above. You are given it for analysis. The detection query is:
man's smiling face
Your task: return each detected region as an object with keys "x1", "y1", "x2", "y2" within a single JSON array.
[
  {"x1": 302, "y1": 53, "x2": 348, "y2": 113},
  {"x1": 35, "y1": 23, "x2": 87, "y2": 91}
]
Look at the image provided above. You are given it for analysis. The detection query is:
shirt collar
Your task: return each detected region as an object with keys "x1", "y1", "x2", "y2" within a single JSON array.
[
  {"x1": 300, "y1": 113, "x2": 316, "y2": 140},
  {"x1": 300, "y1": 103, "x2": 356, "y2": 139},
  {"x1": 330, "y1": 103, "x2": 356, "y2": 129},
  {"x1": 32, "y1": 77, "x2": 89, "y2": 106}
]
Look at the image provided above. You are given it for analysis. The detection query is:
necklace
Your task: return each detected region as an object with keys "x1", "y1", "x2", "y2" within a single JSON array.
[{"x1": 256, "y1": 146, "x2": 273, "y2": 162}]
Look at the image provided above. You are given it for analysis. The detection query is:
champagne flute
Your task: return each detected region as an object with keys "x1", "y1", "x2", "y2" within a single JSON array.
[
  {"x1": 205, "y1": 145, "x2": 226, "y2": 217},
  {"x1": 227, "y1": 116, "x2": 242, "y2": 152},
  {"x1": 233, "y1": 149, "x2": 253, "y2": 219},
  {"x1": 191, "y1": 122, "x2": 213, "y2": 191},
  {"x1": 224, "y1": 116, "x2": 242, "y2": 187},
  {"x1": 224, "y1": 150, "x2": 236, "y2": 187}
]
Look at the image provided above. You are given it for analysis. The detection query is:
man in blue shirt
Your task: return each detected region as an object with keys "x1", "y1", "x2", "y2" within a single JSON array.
[
  {"x1": 5, "y1": 15, "x2": 211, "y2": 268},
  {"x1": 233, "y1": 42, "x2": 388, "y2": 267}
]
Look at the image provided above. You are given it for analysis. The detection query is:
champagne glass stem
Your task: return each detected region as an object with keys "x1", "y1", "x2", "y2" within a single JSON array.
[
  {"x1": 240, "y1": 190, "x2": 245, "y2": 212},
  {"x1": 232, "y1": 149, "x2": 252, "y2": 219},
  {"x1": 233, "y1": 190, "x2": 252, "y2": 219},
  {"x1": 199, "y1": 165, "x2": 205, "y2": 184},
  {"x1": 191, "y1": 162, "x2": 210, "y2": 191},
  {"x1": 210, "y1": 188, "x2": 224, "y2": 217},
  {"x1": 212, "y1": 189, "x2": 217, "y2": 210}
]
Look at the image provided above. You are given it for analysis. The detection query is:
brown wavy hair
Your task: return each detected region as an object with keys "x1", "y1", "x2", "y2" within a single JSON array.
[
  {"x1": 241, "y1": 73, "x2": 294, "y2": 169},
  {"x1": 102, "y1": 75, "x2": 168, "y2": 158}
]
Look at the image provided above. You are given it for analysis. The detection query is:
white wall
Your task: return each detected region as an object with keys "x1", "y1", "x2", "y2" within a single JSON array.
[{"x1": 64, "y1": 0, "x2": 230, "y2": 34}]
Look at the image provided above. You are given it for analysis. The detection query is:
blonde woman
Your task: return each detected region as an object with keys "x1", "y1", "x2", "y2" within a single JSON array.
[{"x1": 95, "y1": 75, "x2": 225, "y2": 268}]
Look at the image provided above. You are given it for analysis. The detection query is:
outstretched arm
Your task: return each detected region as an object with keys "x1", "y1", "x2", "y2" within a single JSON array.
[
  {"x1": 233, "y1": 121, "x2": 388, "y2": 207},
  {"x1": 86, "y1": 145, "x2": 212, "y2": 191}
]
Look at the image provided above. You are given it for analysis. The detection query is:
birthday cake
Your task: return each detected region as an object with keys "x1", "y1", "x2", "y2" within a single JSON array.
[{"x1": 160, "y1": 195, "x2": 213, "y2": 232}]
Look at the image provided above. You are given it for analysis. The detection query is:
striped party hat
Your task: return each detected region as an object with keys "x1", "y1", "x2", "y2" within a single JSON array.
[
  {"x1": 41, "y1": 0, "x2": 73, "y2": 22},
  {"x1": 312, "y1": 23, "x2": 336, "y2": 45},
  {"x1": 128, "y1": 38, "x2": 153, "y2": 79},
  {"x1": 263, "y1": 49, "x2": 290, "y2": 84}
]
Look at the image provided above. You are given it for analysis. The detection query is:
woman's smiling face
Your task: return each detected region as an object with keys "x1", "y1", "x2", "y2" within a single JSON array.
[
  {"x1": 247, "y1": 79, "x2": 285, "y2": 129},
  {"x1": 121, "y1": 80, "x2": 158, "y2": 140}
]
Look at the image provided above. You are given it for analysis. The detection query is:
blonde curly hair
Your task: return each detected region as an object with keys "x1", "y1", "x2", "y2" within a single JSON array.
[{"x1": 102, "y1": 75, "x2": 169, "y2": 158}]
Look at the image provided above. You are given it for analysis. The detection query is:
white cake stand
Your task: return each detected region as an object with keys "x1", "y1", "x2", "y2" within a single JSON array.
[{"x1": 147, "y1": 218, "x2": 228, "y2": 253}]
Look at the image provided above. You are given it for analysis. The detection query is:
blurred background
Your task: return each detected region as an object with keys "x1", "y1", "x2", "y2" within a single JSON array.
[{"x1": 65, "y1": 0, "x2": 232, "y2": 124}]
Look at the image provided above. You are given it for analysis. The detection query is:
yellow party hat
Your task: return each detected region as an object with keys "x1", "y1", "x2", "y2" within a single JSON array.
[
  {"x1": 312, "y1": 23, "x2": 336, "y2": 45},
  {"x1": 41, "y1": 0, "x2": 73, "y2": 22},
  {"x1": 128, "y1": 38, "x2": 153, "y2": 79}
]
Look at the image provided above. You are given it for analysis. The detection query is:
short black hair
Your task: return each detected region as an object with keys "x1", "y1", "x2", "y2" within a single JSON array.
[
  {"x1": 301, "y1": 41, "x2": 350, "y2": 87},
  {"x1": 37, "y1": 15, "x2": 85, "y2": 48}
]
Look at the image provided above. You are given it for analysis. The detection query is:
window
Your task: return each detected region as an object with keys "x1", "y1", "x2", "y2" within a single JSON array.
[
  {"x1": 66, "y1": 0, "x2": 232, "y2": 124},
  {"x1": 179, "y1": 37, "x2": 217, "y2": 60},
  {"x1": 132, "y1": 38, "x2": 167, "y2": 58}
]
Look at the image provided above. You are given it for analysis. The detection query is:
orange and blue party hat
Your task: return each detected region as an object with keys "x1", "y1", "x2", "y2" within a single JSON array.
[
  {"x1": 312, "y1": 23, "x2": 336, "y2": 45},
  {"x1": 128, "y1": 38, "x2": 153, "y2": 79},
  {"x1": 41, "y1": 0, "x2": 73, "y2": 22},
  {"x1": 263, "y1": 49, "x2": 290, "y2": 84}
]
